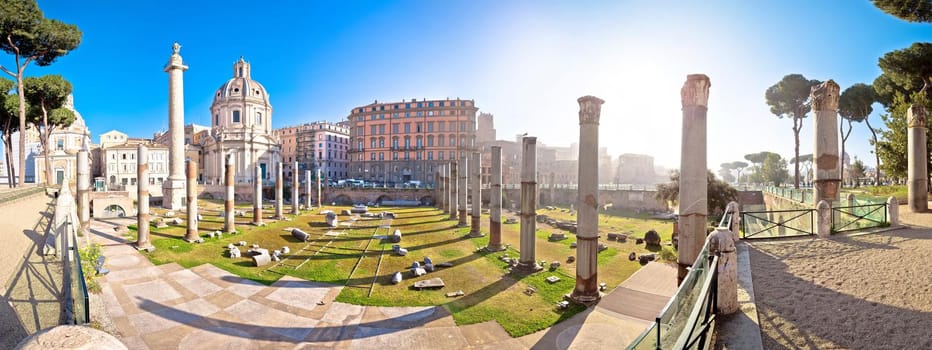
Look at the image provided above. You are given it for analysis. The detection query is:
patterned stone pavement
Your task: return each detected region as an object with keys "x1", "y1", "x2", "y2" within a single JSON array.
[{"x1": 89, "y1": 218, "x2": 675, "y2": 349}]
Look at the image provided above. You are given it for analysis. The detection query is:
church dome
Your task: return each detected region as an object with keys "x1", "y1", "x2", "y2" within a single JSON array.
[{"x1": 213, "y1": 57, "x2": 271, "y2": 106}]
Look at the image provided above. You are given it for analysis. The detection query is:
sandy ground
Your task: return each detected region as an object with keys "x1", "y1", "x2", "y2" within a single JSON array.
[
  {"x1": 749, "y1": 228, "x2": 932, "y2": 350},
  {"x1": 0, "y1": 193, "x2": 61, "y2": 349}
]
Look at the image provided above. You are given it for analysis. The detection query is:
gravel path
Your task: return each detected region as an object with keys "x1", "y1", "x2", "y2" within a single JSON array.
[
  {"x1": 0, "y1": 193, "x2": 60, "y2": 349},
  {"x1": 749, "y1": 228, "x2": 932, "y2": 350}
]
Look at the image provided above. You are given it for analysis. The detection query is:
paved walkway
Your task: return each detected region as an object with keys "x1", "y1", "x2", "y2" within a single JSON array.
[
  {"x1": 89, "y1": 218, "x2": 677, "y2": 349},
  {"x1": 0, "y1": 192, "x2": 62, "y2": 349}
]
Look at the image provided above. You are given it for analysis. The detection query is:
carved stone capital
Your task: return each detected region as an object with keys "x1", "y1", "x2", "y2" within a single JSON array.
[
  {"x1": 810, "y1": 79, "x2": 840, "y2": 111},
  {"x1": 681, "y1": 74, "x2": 711, "y2": 108},
  {"x1": 908, "y1": 104, "x2": 927, "y2": 128},
  {"x1": 577, "y1": 95, "x2": 604, "y2": 124}
]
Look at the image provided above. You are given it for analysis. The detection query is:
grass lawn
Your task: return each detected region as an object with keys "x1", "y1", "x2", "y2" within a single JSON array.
[
  {"x1": 133, "y1": 202, "x2": 678, "y2": 337},
  {"x1": 843, "y1": 185, "x2": 907, "y2": 204}
]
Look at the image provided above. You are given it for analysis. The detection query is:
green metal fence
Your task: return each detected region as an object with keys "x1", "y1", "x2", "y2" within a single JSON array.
[
  {"x1": 831, "y1": 203, "x2": 887, "y2": 233},
  {"x1": 741, "y1": 208, "x2": 815, "y2": 239}
]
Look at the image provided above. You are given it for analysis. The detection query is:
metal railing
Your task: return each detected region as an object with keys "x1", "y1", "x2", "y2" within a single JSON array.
[
  {"x1": 627, "y1": 205, "x2": 731, "y2": 349},
  {"x1": 740, "y1": 208, "x2": 815, "y2": 239},
  {"x1": 831, "y1": 203, "x2": 887, "y2": 233},
  {"x1": 61, "y1": 215, "x2": 90, "y2": 325}
]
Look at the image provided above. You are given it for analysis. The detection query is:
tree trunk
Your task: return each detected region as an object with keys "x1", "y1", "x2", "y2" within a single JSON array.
[
  {"x1": 840, "y1": 119, "x2": 853, "y2": 188},
  {"x1": 865, "y1": 119, "x2": 881, "y2": 186},
  {"x1": 16, "y1": 68, "x2": 25, "y2": 187},
  {"x1": 40, "y1": 104, "x2": 53, "y2": 187},
  {"x1": 3, "y1": 133, "x2": 14, "y2": 187},
  {"x1": 793, "y1": 117, "x2": 801, "y2": 189}
]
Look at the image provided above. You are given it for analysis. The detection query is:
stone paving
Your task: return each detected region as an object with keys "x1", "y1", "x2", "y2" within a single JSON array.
[{"x1": 89, "y1": 218, "x2": 676, "y2": 349}]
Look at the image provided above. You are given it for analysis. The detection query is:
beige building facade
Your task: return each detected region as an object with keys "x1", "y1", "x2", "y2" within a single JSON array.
[{"x1": 347, "y1": 98, "x2": 477, "y2": 186}]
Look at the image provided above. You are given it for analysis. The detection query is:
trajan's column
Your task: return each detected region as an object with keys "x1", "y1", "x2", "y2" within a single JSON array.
[{"x1": 163, "y1": 42, "x2": 188, "y2": 210}]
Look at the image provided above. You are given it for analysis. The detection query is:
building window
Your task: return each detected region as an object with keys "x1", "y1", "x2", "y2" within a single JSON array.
[
  {"x1": 428, "y1": 111, "x2": 434, "y2": 117},
  {"x1": 379, "y1": 125, "x2": 385, "y2": 134},
  {"x1": 379, "y1": 152, "x2": 384, "y2": 160},
  {"x1": 233, "y1": 110, "x2": 241, "y2": 123},
  {"x1": 404, "y1": 123, "x2": 411, "y2": 133},
  {"x1": 416, "y1": 123, "x2": 422, "y2": 132},
  {"x1": 427, "y1": 135, "x2": 434, "y2": 147},
  {"x1": 370, "y1": 138, "x2": 376, "y2": 148},
  {"x1": 438, "y1": 135, "x2": 444, "y2": 146},
  {"x1": 370, "y1": 153, "x2": 375, "y2": 160},
  {"x1": 56, "y1": 138, "x2": 64, "y2": 150},
  {"x1": 417, "y1": 102, "x2": 422, "y2": 108},
  {"x1": 439, "y1": 152, "x2": 444, "y2": 160},
  {"x1": 393, "y1": 152, "x2": 398, "y2": 160},
  {"x1": 256, "y1": 112, "x2": 262, "y2": 124},
  {"x1": 449, "y1": 134, "x2": 456, "y2": 146},
  {"x1": 370, "y1": 125, "x2": 377, "y2": 135},
  {"x1": 379, "y1": 137, "x2": 385, "y2": 147},
  {"x1": 404, "y1": 152, "x2": 410, "y2": 160},
  {"x1": 392, "y1": 137, "x2": 399, "y2": 148},
  {"x1": 392, "y1": 124, "x2": 399, "y2": 133},
  {"x1": 427, "y1": 122, "x2": 434, "y2": 132},
  {"x1": 404, "y1": 137, "x2": 410, "y2": 148},
  {"x1": 215, "y1": 114, "x2": 219, "y2": 125}
]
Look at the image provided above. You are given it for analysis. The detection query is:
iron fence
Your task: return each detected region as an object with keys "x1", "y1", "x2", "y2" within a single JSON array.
[
  {"x1": 740, "y1": 208, "x2": 815, "y2": 239},
  {"x1": 831, "y1": 203, "x2": 887, "y2": 233}
]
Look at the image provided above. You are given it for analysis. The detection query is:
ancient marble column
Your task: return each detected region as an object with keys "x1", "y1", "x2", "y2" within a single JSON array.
[
  {"x1": 253, "y1": 165, "x2": 263, "y2": 226},
  {"x1": 677, "y1": 74, "x2": 710, "y2": 283},
  {"x1": 488, "y1": 146, "x2": 504, "y2": 251},
  {"x1": 163, "y1": 42, "x2": 188, "y2": 210},
  {"x1": 470, "y1": 151, "x2": 483, "y2": 236},
  {"x1": 136, "y1": 145, "x2": 152, "y2": 251},
  {"x1": 908, "y1": 104, "x2": 928, "y2": 212},
  {"x1": 292, "y1": 161, "x2": 299, "y2": 214},
  {"x1": 516, "y1": 137, "x2": 541, "y2": 272},
  {"x1": 450, "y1": 161, "x2": 459, "y2": 220},
  {"x1": 446, "y1": 162, "x2": 453, "y2": 215},
  {"x1": 438, "y1": 164, "x2": 446, "y2": 213},
  {"x1": 458, "y1": 155, "x2": 468, "y2": 227},
  {"x1": 571, "y1": 96, "x2": 604, "y2": 304},
  {"x1": 305, "y1": 170, "x2": 312, "y2": 209},
  {"x1": 276, "y1": 163, "x2": 284, "y2": 219},
  {"x1": 316, "y1": 169, "x2": 322, "y2": 208},
  {"x1": 812, "y1": 80, "x2": 841, "y2": 205},
  {"x1": 76, "y1": 149, "x2": 89, "y2": 234},
  {"x1": 185, "y1": 159, "x2": 199, "y2": 241},
  {"x1": 224, "y1": 155, "x2": 235, "y2": 233}
]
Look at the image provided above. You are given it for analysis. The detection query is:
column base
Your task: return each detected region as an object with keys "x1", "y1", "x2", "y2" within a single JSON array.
[
  {"x1": 483, "y1": 244, "x2": 506, "y2": 252},
  {"x1": 458, "y1": 210, "x2": 468, "y2": 227},
  {"x1": 512, "y1": 262, "x2": 543, "y2": 274},
  {"x1": 134, "y1": 243, "x2": 155, "y2": 252},
  {"x1": 567, "y1": 292, "x2": 603, "y2": 306},
  {"x1": 162, "y1": 179, "x2": 186, "y2": 211},
  {"x1": 252, "y1": 222, "x2": 266, "y2": 227}
]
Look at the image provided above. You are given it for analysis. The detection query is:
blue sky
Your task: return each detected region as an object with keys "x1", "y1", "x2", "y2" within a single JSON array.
[{"x1": 7, "y1": 0, "x2": 932, "y2": 170}]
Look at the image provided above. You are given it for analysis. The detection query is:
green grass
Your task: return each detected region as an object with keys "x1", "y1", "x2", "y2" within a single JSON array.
[
  {"x1": 135, "y1": 203, "x2": 677, "y2": 337},
  {"x1": 846, "y1": 185, "x2": 907, "y2": 203}
]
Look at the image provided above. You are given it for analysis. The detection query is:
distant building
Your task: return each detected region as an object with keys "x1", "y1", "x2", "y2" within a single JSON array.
[
  {"x1": 101, "y1": 130, "x2": 169, "y2": 194},
  {"x1": 616, "y1": 153, "x2": 657, "y2": 184},
  {"x1": 197, "y1": 57, "x2": 280, "y2": 184},
  {"x1": 273, "y1": 121, "x2": 350, "y2": 183},
  {"x1": 1, "y1": 127, "x2": 40, "y2": 184},
  {"x1": 347, "y1": 98, "x2": 478, "y2": 185},
  {"x1": 476, "y1": 112, "x2": 496, "y2": 144},
  {"x1": 33, "y1": 94, "x2": 93, "y2": 186}
]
